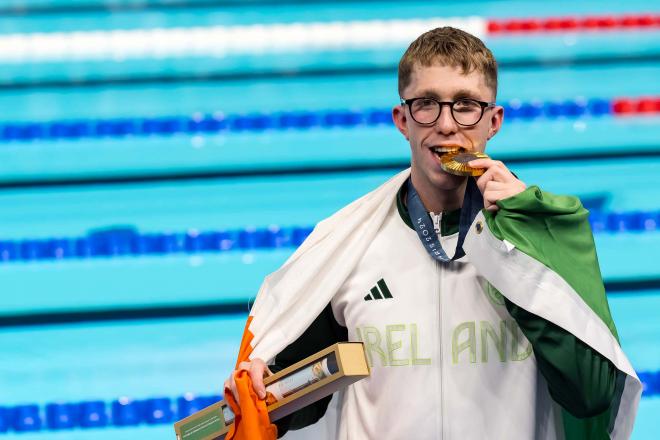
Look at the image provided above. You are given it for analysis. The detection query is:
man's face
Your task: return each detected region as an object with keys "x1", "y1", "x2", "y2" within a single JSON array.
[{"x1": 392, "y1": 63, "x2": 503, "y2": 192}]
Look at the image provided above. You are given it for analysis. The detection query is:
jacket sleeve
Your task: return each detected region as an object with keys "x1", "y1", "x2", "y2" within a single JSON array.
[
  {"x1": 505, "y1": 299, "x2": 618, "y2": 418},
  {"x1": 270, "y1": 303, "x2": 348, "y2": 437}
]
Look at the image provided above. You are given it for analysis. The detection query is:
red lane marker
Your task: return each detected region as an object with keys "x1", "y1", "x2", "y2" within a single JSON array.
[
  {"x1": 503, "y1": 19, "x2": 542, "y2": 32},
  {"x1": 637, "y1": 99, "x2": 656, "y2": 113},
  {"x1": 542, "y1": 18, "x2": 564, "y2": 31},
  {"x1": 612, "y1": 97, "x2": 660, "y2": 115},
  {"x1": 488, "y1": 14, "x2": 660, "y2": 34},
  {"x1": 589, "y1": 16, "x2": 617, "y2": 29},
  {"x1": 557, "y1": 17, "x2": 579, "y2": 30},
  {"x1": 487, "y1": 21, "x2": 503, "y2": 33},
  {"x1": 613, "y1": 99, "x2": 635, "y2": 114},
  {"x1": 620, "y1": 15, "x2": 655, "y2": 28}
]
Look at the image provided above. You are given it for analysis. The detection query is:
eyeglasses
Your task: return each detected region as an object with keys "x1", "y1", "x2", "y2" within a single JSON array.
[{"x1": 400, "y1": 97, "x2": 496, "y2": 127}]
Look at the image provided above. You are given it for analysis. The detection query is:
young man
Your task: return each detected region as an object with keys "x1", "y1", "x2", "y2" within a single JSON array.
[{"x1": 224, "y1": 27, "x2": 640, "y2": 439}]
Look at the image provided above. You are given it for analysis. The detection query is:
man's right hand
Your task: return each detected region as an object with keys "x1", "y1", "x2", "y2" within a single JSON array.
[{"x1": 224, "y1": 358, "x2": 272, "y2": 405}]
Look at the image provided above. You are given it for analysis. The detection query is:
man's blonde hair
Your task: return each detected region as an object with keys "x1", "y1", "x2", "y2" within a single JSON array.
[{"x1": 398, "y1": 27, "x2": 498, "y2": 98}]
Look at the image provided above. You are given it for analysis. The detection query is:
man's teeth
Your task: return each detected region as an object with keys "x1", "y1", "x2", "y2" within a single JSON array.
[{"x1": 431, "y1": 147, "x2": 460, "y2": 154}]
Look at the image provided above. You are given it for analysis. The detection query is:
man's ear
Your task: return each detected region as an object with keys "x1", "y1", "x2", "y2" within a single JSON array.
[
  {"x1": 487, "y1": 105, "x2": 504, "y2": 140},
  {"x1": 392, "y1": 104, "x2": 409, "y2": 141}
]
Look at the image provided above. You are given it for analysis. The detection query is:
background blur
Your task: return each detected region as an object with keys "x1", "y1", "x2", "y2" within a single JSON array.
[{"x1": 0, "y1": 0, "x2": 658, "y2": 439}]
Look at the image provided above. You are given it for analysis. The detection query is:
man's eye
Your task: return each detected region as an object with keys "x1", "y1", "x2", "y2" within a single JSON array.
[
  {"x1": 418, "y1": 99, "x2": 436, "y2": 108},
  {"x1": 454, "y1": 99, "x2": 480, "y2": 111}
]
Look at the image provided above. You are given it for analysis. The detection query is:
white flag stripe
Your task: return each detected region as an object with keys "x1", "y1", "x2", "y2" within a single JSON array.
[{"x1": 0, "y1": 17, "x2": 486, "y2": 63}]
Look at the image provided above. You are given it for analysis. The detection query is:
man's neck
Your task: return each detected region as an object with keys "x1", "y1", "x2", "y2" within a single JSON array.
[{"x1": 410, "y1": 171, "x2": 466, "y2": 213}]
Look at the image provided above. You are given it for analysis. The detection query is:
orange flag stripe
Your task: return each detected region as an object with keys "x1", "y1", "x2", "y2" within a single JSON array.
[
  {"x1": 226, "y1": 316, "x2": 278, "y2": 440},
  {"x1": 235, "y1": 316, "x2": 255, "y2": 367}
]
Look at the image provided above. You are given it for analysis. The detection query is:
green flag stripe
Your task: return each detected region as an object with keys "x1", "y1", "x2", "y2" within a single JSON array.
[
  {"x1": 483, "y1": 185, "x2": 618, "y2": 340},
  {"x1": 479, "y1": 186, "x2": 634, "y2": 439}
]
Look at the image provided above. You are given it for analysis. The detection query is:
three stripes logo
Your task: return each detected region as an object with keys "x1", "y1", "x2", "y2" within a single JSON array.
[{"x1": 363, "y1": 278, "x2": 394, "y2": 301}]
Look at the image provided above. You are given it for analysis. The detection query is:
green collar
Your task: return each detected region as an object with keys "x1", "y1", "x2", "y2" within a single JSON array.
[{"x1": 396, "y1": 183, "x2": 461, "y2": 236}]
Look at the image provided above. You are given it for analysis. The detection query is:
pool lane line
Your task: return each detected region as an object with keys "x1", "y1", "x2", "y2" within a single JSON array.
[
  {"x1": 0, "y1": 17, "x2": 486, "y2": 64},
  {"x1": 605, "y1": 279, "x2": 660, "y2": 294},
  {"x1": 1, "y1": 278, "x2": 659, "y2": 328},
  {"x1": 0, "y1": 0, "x2": 407, "y2": 17},
  {"x1": 487, "y1": 14, "x2": 660, "y2": 34},
  {"x1": 1, "y1": 207, "x2": 657, "y2": 265},
  {"x1": 0, "y1": 53, "x2": 658, "y2": 91},
  {"x1": 0, "y1": 14, "x2": 657, "y2": 65},
  {"x1": 2, "y1": 149, "x2": 660, "y2": 190},
  {"x1": 0, "y1": 301, "x2": 250, "y2": 328},
  {"x1": 2, "y1": 377, "x2": 657, "y2": 434},
  {"x1": 2, "y1": 95, "x2": 658, "y2": 143},
  {"x1": 0, "y1": 212, "x2": 655, "y2": 262}
]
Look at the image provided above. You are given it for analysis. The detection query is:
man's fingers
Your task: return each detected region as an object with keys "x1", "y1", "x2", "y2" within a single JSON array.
[
  {"x1": 223, "y1": 379, "x2": 231, "y2": 399},
  {"x1": 471, "y1": 159, "x2": 517, "y2": 185},
  {"x1": 473, "y1": 161, "x2": 508, "y2": 188},
  {"x1": 469, "y1": 158, "x2": 502, "y2": 176},
  {"x1": 470, "y1": 158, "x2": 526, "y2": 210},
  {"x1": 467, "y1": 158, "x2": 492, "y2": 169},
  {"x1": 483, "y1": 188, "x2": 515, "y2": 211},
  {"x1": 468, "y1": 158, "x2": 504, "y2": 170},
  {"x1": 225, "y1": 359, "x2": 271, "y2": 405},
  {"x1": 238, "y1": 360, "x2": 262, "y2": 398},
  {"x1": 475, "y1": 166, "x2": 497, "y2": 195},
  {"x1": 249, "y1": 362, "x2": 268, "y2": 399},
  {"x1": 225, "y1": 358, "x2": 270, "y2": 404},
  {"x1": 484, "y1": 180, "x2": 507, "y2": 192},
  {"x1": 237, "y1": 361, "x2": 251, "y2": 371},
  {"x1": 474, "y1": 165, "x2": 491, "y2": 190}
]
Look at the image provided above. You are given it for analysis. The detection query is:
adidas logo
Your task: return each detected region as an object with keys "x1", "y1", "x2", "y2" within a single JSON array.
[{"x1": 363, "y1": 279, "x2": 394, "y2": 301}]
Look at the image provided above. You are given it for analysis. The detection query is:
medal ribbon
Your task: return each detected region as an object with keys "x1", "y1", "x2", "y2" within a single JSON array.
[{"x1": 405, "y1": 176, "x2": 484, "y2": 263}]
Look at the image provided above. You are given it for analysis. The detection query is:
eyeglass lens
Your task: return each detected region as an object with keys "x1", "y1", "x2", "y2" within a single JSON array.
[{"x1": 410, "y1": 99, "x2": 484, "y2": 126}]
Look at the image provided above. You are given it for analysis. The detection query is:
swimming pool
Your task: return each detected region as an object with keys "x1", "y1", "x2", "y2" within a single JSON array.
[{"x1": 0, "y1": 0, "x2": 658, "y2": 438}]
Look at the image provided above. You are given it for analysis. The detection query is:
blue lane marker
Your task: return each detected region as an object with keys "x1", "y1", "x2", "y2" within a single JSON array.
[
  {"x1": 0, "y1": 407, "x2": 8, "y2": 433},
  {"x1": 143, "y1": 398, "x2": 174, "y2": 425},
  {"x1": 0, "y1": 97, "x2": 616, "y2": 143},
  {"x1": 45, "y1": 403, "x2": 78, "y2": 430},
  {"x1": 589, "y1": 210, "x2": 659, "y2": 234},
  {"x1": 111, "y1": 399, "x2": 141, "y2": 427},
  {"x1": 638, "y1": 371, "x2": 660, "y2": 397},
  {"x1": 0, "y1": 211, "x2": 656, "y2": 264},
  {"x1": 177, "y1": 394, "x2": 222, "y2": 421},
  {"x1": 79, "y1": 401, "x2": 108, "y2": 428},
  {"x1": 11, "y1": 405, "x2": 41, "y2": 432},
  {"x1": 0, "y1": 374, "x2": 657, "y2": 434}
]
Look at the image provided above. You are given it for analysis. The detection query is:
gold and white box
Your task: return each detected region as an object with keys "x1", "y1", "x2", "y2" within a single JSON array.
[{"x1": 174, "y1": 342, "x2": 370, "y2": 440}]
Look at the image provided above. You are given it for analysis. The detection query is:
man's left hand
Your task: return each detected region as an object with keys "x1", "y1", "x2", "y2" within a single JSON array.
[{"x1": 468, "y1": 159, "x2": 526, "y2": 212}]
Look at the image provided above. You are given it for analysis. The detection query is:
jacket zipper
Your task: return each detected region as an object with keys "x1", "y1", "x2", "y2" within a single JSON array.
[
  {"x1": 431, "y1": 212, "x2": 442, "y2": 235},
  {"x1": 432, "y1": 212, "x2": 445, "y2": 437},
  {"x1": 436, "y1": 244, "x2": 445, "y2": 438}
]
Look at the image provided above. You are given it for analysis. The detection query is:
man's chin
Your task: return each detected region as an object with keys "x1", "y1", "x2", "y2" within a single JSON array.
[
  {"x1": 431, "y1": 169, "x2": 467, "y2": 189},
  {"x1": 411, "y1": 164, "x2": 466, "y2": 192}
]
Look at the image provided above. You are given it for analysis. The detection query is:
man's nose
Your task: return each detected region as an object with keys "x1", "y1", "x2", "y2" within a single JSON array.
[{"x1": 434, "y1": 105, "x2": 458, "y2": 134}]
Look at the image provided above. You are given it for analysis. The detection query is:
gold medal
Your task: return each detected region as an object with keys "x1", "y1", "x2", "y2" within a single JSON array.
[{"x1": 440, "y1": 150, "x2": 489, "y2": 177}]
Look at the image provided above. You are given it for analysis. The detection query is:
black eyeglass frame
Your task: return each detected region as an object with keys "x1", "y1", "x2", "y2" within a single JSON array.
[{"x1": 400, "y1": 97, "x2": 497, "y2": 127}]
